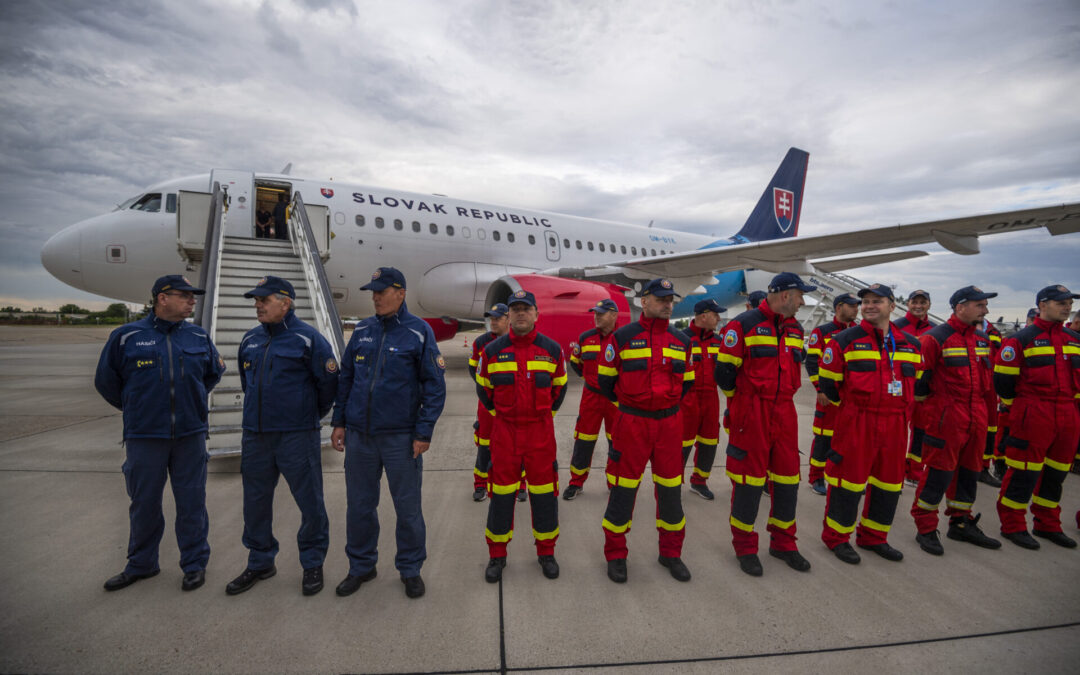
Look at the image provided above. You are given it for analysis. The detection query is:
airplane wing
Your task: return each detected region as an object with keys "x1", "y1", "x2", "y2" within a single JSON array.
[{"x1": 555, "y1": 202, "x2": 1080, "y2": 281}]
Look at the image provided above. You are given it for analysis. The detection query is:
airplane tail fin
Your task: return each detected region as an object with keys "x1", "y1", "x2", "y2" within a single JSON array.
[{"x1": 731, "y1": 147, "x2": 809, "y2": 242}]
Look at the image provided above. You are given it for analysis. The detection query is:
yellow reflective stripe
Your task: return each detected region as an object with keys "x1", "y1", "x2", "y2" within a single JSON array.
[
  {"x1": 1045, "y1": 457, "x2": 1071, "y2": 472},
  {"x1": 916, "y1": 498, "x2": 939, "y2": 511},
  {"x1": 1032, "y1": 495, "x2": 1059, "y2": 509},
  {"x1": 528, "y1": 482, "x2": 555, "y2": 494},
  {"x1": 488, "y1": 362, "x2": 518, "y2": 373},
  {"x1": 868, "y1": 476, "x2": 902, "y2": 492},
  {"x1": 784, "y1": 337, "x2": 803, "y2": 349},
  {"x1": 809, "y1": 457, "x2": 826, "y2": 468},
  {"x1": 552, "y1": 374, "x2": 568, "y2": 386},
  {"x1": 729, "y1": 516, "x2": 755, "y2": 532},
  {"x1": 569, "y1": 354, "x2": 582, "y2": 365},
  {"x1": 818, "y1": 369, "x2": 844, "y2": 381},
  {"x1": 859, "y1": 517, "x2": 891, "y2": 533},
  {"x1": 942, "y1": 348, "x2": 968, "y2": 357},
  {"x1": 621, "y1": 347, "x2": 651, "y2": 359},
  {"x1": 477, "y1": 438, "x2": 490, "y2": 447},
  {"x1": 1023, "y1": 346, "x2": 1056, "y2": 357},
  {"x1": 745, "y1": 335, "x2": 778, "y2": 346},
  {"x1": 1005, "y1": 458, "x2": 1044, "y2": 472},
  {"x1": 683, "y1": 370, "x2": 695, "y2": 382},
  {"x1": 602, "y1": 518, "x2": 632, "y2": 533},
  {"x1": 533, "y1": 527, "x2": 559, "y2": 540},
  {"x1": 767, "y1": 516, "x2": 795, "y2": 529},
  {"x1": 491, "y1": 482, "x2": 520, "y2": 495},
  {"x1": 988, "y1": 425, "x2": 998, "y2": 433},
  {"x1": 767, "y1": 472, "x2": 800, "y2": 485},
  {"x1": 485, "y1": 528, "x2": 513, "y2": 542},
  {"x1": 662, "y1": 347, "x2": 686, "y2": 361},
  {"x1": 845, "y1": 350, "x2": 881, "y2": 361},
  {"x1": 946, "y1": 499, "x2": 972, "y2": 510},
  {"x1": 825, "y1": 473, "x2": 866, "y2": 491},
  {"x1": 468, "y1": 357, "x2": 479, "y2": 367},
  {"x1": 597, "y1": 365, "x2": 617, "y2": 377},
  {"x1": 809, "y1": 374, "x2": 820, "y2": 383},
  {"x1": 581, "y1": 344, "x2": 601, "y2": 353},
  {"x1": 474, "y1": 468, "x2": 489, "y2": 478},
  {"x1": 807, "y1": 347, "x2": 824, "y2": 357},
  {"x1": 575, "y1": 431, "x2": 599, "y2": 441},
  {"x1": 569, "y1": 465, "x2": 589, "y2": 476},
  {"x1": 726, "y1": 470, "x2": 766, "y2": 486},
  {"x1": 692, "y1": 467, "x2": 711, "y2": 478},
  {"x1": 606, "y1": 473, "x2": 641, "y2": 489},
  {"x1": 994, "y1": 365, "x2": 1020, "y2": 375},
  {"x1": 826, "y1": 517, "x2": 855, "y2": 534},
  {"x1": 906, "y1": 452, "x2": 922, "y2": 461},
  {"x1": 975, "y1": 348, "x2": 990, "y2": 357},
  {"x1": 707, "y1": 346, "x2": 720, "y2": 355},
  {"x1": 527, "y1": 360, "x2": 557, "y2": 373},
  {"x1": 999, "y1": 495, "x2": 1028, "y2": 510},
  {"x1": 696, "y1": 435, "x2": 719, "y2": 444},
  {"x1": 1000, "y1": 396, "x2": 1015, "y2": 406},
  {"x1": 657, "y1": 517, "x2": 686, "y2": 531},
  {"x1": 893, "y1": 352, "x2": 921, "y2": 364},
  {"x1": 721, "y1": 388, "x2": 735, "y2": 398},
  {"x1": 691, "y1": 346, "x2": 703, "y2": 355},
  {"x1": 682, "y1": 438, "x2": 695, "y2": 448},
  {"x1": 716, "y1": 352, "x2": 743, "y2": 367},
  {"x1": 653, "y1": 474, "x2": 682, "y2": 487},
  {"x1": 812, "y1": 426, "x2": 835, "y2": 437},
  {"x1": 475, "y1": 375, "x2": 492, "y2": 387},
  {"x1": 1064, "y1": 345, "x2": 1080, "y2": 355}
]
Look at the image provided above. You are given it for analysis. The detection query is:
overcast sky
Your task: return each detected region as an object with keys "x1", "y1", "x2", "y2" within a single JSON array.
[{"x1": 1, "y1": 0, "x2": 1077, "y2": 322}]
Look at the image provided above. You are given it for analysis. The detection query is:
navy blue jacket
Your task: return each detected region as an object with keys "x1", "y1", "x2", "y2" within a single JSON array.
[
  {"x1": 238, "y1": 309, "x2": 339, "y2": 433},
  {"x1": 331, "y1": 301, "x2": 446, "y2": 439},
  {"x1": 95, "y1": 313, "x2": 225, "y2": 440}
]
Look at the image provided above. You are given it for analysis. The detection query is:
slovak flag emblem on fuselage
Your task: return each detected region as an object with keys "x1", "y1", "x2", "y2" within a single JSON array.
[
  {"x1": 321, "y1": 188, "x2": 334, "y2": 198},
  {"x1": 773, "y1": 187, "x2": 795, "y2": 233}
]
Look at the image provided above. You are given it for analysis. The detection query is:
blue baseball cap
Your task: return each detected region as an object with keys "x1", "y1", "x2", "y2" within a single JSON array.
[
  {"x1": 858, "y1": 283, "x2": 895, "y2": 301},
  {"x1": 360, "y1": 267, "x2": 407, "y2": 291},
  {"x1": 507, "y1": 289, "x2": 537, "y2": 308},
  {"x1": 152, "y1": 274, "x2": 205, "y2": 297},
  {"x1": 641, "y1": 278, "x2": 679, "y2": 298},
  {"x1": 1036, "y1": 284, "x2": 1080, "y2": 304},
  {"x1": 693, "y1": 299, "x2": 725, "y2": 315},
  {"x1": 589, "y1": 298, "x2": 619, "y2": 313},
  {"x1": 1026, "y1": 307, "x2": 1038, "y2": 320},
  {"x1": 949, "y1": 285, "x2": 997, "y2": 308},
  {"x1": 747, "y1": 290, "x2": 767, "y2": 307},
  {"x1": 244, "y1": 275, "x2": 296, "y2": 300},
  {"x1": 768, "y1": 272, "x2": 816, "y2": 294},
  {"x1": 907, "y1": 289, "x2": 931, "y2": 302},
  {"x1": 833, "y1": 293, "x2": 859, "y2": 308},
  {"x1": 484, "y1": 303, "x2": 509, "y2": 318}
]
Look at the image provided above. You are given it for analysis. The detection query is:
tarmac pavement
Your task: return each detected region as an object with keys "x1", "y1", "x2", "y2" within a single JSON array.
[{"x1": 0, "y1": 325, "x2": 1078, "y2": 674}]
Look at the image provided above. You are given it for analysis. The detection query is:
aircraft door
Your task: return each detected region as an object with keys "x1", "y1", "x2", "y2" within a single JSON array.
[
  {"x1": 544, "y1": 230, "x2": 561, "y2": 262},
  {"x1": 210, "y1": 169, "x2": 255, "y2": 237},
  {"x1": 177, "y1": 190, "x2": 212, "y2": 261}
]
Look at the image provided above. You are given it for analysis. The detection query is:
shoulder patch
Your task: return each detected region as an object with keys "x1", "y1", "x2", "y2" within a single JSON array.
[
  {"x1": 823, "y1": 347, "x2": 834, "y2": 365},
  {"x1": 435, "y1": 353, "x2": 446, "y2": 370},
  {"x1": 604, "y1": 343, "x2": 616, "y2": 362},
  {"x1": 809, "y1": 332, "x2": 818, "y2": 345},
  {"x1": 1000, "y1": 346, "x2": 1016, "y2": 362},
  {"x1": 724, "y1": 329, "x2": 738, "y2": 347},
  {"x1": 325, "y1": 358, "x2": 338, "y2": 373}
]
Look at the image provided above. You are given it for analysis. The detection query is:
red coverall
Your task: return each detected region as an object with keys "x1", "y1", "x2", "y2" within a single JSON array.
[
  {"x1": 568, "y1": 327, "x2": 618, "y2": 488},
  {"x1": 818, "y1": 320, "x2": 922, "y2": 549},
  {"x1": 715, "y1": 301, "x2": 806, "y2": 556},
  {"x1": 476, "y1": 329, "x2": 567, "y2": 558},
  {"x1": 597, "y1": 316, "x2": 693, "y2": 561},
  {"x1": 682, "y1": 325, "x2": 723, "y2": 487},
  {"x1": 993, "y1": 318, "x2": 1080, "y2": 534},
  {"x1": 469, "y1": 331, "x2": 498, "y2": 491},
  {"x1": 805, "y1": 317, "x2": 855, "y2": 485},
  {"x1": 909, "y1": 316, "x2": 992, "y2": 533},
  {"x1": 982, "y1": 322, "x2": 1004, "y2": 468},
  {"x1": 895, "y1": 312, "x2": 937, "y2": 483}
]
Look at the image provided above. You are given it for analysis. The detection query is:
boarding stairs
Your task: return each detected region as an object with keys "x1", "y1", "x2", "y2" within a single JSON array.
[{"x1": 189, "y1": 186, "x2": 344, "y2": 457}]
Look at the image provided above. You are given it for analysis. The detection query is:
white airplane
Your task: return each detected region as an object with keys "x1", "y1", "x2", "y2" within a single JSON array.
[{"x1": 41, "y1": 148, "x2": 1080, "y2": 350}]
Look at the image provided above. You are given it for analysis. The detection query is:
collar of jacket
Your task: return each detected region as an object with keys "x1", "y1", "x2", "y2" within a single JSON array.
[
  {"x1": 858, "y1": 318, "x2": 892, "y2": 348},
  {"x1": 832, "y1": 317, "x2": 854, "y2": 330},
  {"x1": 1032, "y1": 316, "x2": 1060, "y2": 333},
  {"x1": 639, "y1": 315, "x2": 670, "y2": 334},
  {"x1": 904, "y1": 311, "x2": 929, "y2": 329},
  {"x1": 260, "y1": 308, "x2": 297, "y2": 336},
  {"x1": 150, "y1": 311, "x2": 183, "y2": 333},
  {"x1": 946, "y1": 314, "x2": 978, "y2": 335},
  {"x1": 758, "y1": 299, "x2": 784, "y2": 324},
  {"x1": 377, "y1": 300, "x2": 409, "y2": 327},
  {"x1": 509, "y1": 326, "x2": 538, "y2": 346},
  {"x1": 693, "y1": 325, "x2": 714, "y2": 341}
]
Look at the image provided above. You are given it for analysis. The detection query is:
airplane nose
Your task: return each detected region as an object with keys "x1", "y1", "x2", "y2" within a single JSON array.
[{"x1": 41, "y1": 225, "x2": 84, "y2": 289}]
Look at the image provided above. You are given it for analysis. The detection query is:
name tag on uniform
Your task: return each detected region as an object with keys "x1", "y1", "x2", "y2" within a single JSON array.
[{"x1": 888, "y1": 380, "x2": 903, "y2": 396}]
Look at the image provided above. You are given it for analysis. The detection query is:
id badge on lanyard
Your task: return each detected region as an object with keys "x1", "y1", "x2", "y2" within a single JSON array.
[{"x1": 886, "y1": 330, "x2": 902, "y2": 396}]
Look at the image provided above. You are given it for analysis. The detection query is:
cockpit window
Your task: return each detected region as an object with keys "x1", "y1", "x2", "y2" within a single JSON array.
[
  {"x1": 166, "y1": 193, "x2": 177, "y2": 213},
  {"x1": 115, "y1": 195, "x2": 140, "y2": 211},
  {"x1": 130, "y1": 193, "x2": 162, "y2": 212}
]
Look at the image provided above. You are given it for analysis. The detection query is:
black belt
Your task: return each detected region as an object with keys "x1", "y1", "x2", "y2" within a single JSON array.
[
  {"x1": 620, "y1": 404, "x2": 679, "y2": 420},
  {"x1": 584, "y1": 382, "x2": 604, "y2": 396}
]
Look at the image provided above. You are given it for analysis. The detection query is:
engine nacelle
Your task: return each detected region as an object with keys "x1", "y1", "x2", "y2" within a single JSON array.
[
  {"x1": 423, "y1": 317, "x2": 460, "y2": 343},
  {"x1": 485, "y1": 275, "x2": 632, "y2": 358}
]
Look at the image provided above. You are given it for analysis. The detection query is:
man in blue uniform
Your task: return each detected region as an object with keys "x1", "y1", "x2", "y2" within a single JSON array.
[
  {"x1": 225, "y1": 276, "x2": 338, "y2": 597},
  {"x1": 95, "y1": 275, "x2": 225, "y2": 592},
  {"x1": 331, "y1": 267, "x2": 447, "y2": 599}
]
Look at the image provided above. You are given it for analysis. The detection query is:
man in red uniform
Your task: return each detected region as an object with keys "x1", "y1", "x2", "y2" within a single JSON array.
[
  {"x1": 682, "y1": 298, "x2": 726, "y2": 500},
  {"x1": 468, "y1": 303, "x2": 510, "y2": 502},
  {"x1": 994, "y1": 284, "x2": 1080, "y2": 550},
  {"x1": 716, "y1": 272, "x2": 815, "y2": 576},
  {"x1": 818, "y1": 284, "x2": 922, "y2": 564},
  {"x1": 598, "y1": 278, "x2": 693, "y2": 583},
  {"x1": 991, "y1": 308, "x2": 1041, "y2": 481},
  {"x1": 476, "y1": 290, "x2": 568, "y2": 581},
  {"x1": 805, "y1": 293, "x2": 860, "y2": 496},
  {"x1": 909, "y1": 286, "x2": 1002, "y2": 555},
  {"x1": 564, "y1": 298, "x2": 620, "y2": 500},
  {"x1": 897, "y1": 290, "x2": 937, "y2": 486}
]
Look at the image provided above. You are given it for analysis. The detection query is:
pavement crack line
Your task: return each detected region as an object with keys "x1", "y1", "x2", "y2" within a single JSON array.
[{"x1": 498, "y1": 575, "x2": 508, "y2": 675}]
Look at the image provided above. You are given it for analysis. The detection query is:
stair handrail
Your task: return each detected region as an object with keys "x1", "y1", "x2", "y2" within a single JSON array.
[
  {"x1": 289, "y1": 191, "x2": 345, "y2": 360},
  {"x1": 194, "y1": 182, "x2": 226, "y2": 337}
]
